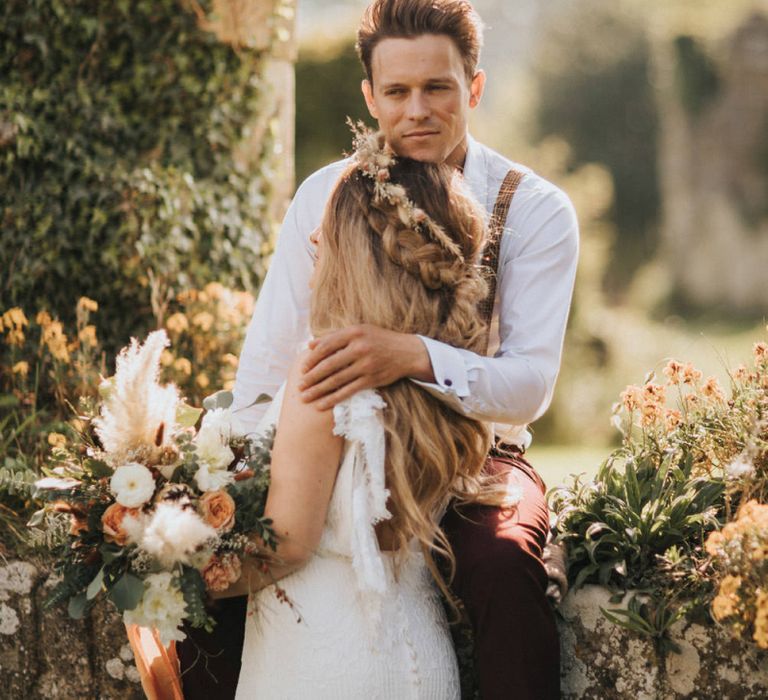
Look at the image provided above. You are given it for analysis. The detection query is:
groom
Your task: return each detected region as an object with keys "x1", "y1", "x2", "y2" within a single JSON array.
[{"x1": 179, "y1": 1, "x2": 578, "y2": 698}]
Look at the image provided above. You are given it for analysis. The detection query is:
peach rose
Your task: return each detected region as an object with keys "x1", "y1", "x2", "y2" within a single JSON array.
[
  {"x1": 199, "y1": 490, "x2": 236, "y2": 532},
  {"x1": 202, "y1": 553, "x2": 242, "y2": 592},
  {"x1": 101, "y1": 503, "x2": 141, "y2": 545}
]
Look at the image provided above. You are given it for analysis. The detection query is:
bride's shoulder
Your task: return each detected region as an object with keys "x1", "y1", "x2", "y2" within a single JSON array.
[{"x1": 274, "y1": 353, "x2": 338, "y2": 443}]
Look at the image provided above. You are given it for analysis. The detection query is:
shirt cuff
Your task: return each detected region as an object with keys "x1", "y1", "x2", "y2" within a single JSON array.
[{"x1": 413, "y1": 335, "x2": 470, "y2": 398}]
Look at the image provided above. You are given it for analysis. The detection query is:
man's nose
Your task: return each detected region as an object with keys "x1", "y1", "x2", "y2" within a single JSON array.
[{"x1": 404, "y1": 91, "x2": 430, "y2": 121}]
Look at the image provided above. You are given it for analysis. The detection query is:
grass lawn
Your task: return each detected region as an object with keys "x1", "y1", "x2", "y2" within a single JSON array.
[{"x1": 526, "y1": 443, "x2": 609, "y2": 493}]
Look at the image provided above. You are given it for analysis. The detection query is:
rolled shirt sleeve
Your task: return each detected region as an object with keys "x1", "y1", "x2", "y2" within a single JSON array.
[{"x1": 413, "y1": 180, "x2": 579, "y2": 428}]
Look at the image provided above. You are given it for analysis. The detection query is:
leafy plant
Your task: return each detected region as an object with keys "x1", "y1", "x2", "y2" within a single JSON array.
[{"x1": 551, "y1": 336, "x2": 768, "y2": 653}]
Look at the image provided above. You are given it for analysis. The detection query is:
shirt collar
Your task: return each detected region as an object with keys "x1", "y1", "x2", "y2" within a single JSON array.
[{"x1": 461, "y1": 134, "x2": 488, "y2": 206}]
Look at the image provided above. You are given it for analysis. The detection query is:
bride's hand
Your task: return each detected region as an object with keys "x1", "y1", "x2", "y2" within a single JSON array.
[{"x1": 298, "y1": 325, "x2": 435, "y2": 409}]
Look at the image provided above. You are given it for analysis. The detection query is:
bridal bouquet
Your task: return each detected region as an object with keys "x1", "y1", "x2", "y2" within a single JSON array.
[{"x1": 29, "y1": 330, "x2": 274, "y2": 645}]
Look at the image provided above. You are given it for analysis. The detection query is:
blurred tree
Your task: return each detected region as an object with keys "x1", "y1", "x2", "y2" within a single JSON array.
[
  {"x1": 533, "y1": 1, "x2": 660, "y2": 295},
  {"x1": 295, "y1": 38, "x2": 372, "y2": 184}
]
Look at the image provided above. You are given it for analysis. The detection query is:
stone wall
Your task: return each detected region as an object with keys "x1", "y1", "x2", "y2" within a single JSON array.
[
  {"x1": 559, "y1": 585, "x2": 768, "y2": 699},
  {"x1": 0, "y1": 560, "x2": 143, "y2": 699},
  {"x1": 3, "y1": 559, "x2": 768, "y2": 699}
]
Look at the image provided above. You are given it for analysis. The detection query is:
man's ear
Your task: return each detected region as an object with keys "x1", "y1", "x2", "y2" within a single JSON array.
[
  {"x1": 361, "y1": 79, "x2": 379, "y2": 119},
  {"x1": 469, "y1": 69, "x2": 486, "y2": 109}
]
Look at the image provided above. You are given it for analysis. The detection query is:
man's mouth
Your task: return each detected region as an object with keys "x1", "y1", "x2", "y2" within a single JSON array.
[{"x1": 403, "y1": 130, "x2": 439, "y2": 138}]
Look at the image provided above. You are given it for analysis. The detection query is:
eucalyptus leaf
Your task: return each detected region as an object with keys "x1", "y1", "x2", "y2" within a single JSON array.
[
  {"x1": 68, "y1": 593, "x2": 88, "y2": 620},
  {"x1": 108, "y1": 573, "x2": 144, "y2": 612},
  {"x1": 86, "y1": 568, "x2": 105, "y2": 600},
  {"x1": 176, "y1": 402, "x2": 204, "y2": 428}
]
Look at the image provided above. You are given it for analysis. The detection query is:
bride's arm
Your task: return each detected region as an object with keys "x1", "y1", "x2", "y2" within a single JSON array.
[{"x1": 212, "y1": 356, "x2": 344, "y2": 598}]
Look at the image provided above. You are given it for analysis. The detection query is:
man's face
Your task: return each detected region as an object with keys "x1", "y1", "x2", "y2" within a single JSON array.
[{"x1": 362, "y1": 34, "x2": 485, "y2": 167}]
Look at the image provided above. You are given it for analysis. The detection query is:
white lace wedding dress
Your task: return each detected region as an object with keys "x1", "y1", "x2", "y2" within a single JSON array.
[{"x1": 235, "y1": 389, "x2": 460, "y2": 699}]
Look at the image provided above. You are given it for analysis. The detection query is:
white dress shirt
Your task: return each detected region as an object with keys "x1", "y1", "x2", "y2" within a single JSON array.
[{"x1": 232, "y1": 134, "x2": 579, "y2": 447}]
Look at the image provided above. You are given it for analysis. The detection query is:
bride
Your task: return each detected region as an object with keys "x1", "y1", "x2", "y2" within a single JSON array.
[{"x1": 216, "y1": 130, "x2": 510, "y2": 698}]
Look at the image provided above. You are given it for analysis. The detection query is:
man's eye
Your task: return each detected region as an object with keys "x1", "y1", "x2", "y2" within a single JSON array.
[{"x1": 385, "y1": 89, "x2": 405, "y2": 96}]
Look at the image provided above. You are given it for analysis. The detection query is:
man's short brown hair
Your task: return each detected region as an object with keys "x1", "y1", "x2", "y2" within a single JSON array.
[{"x1": 356, "y1": 0, "x2": 484, "y2": 84}]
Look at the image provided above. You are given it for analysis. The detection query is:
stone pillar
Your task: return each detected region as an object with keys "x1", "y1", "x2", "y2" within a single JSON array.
[{"x1": 652, "y1": 13, "x2": 768, "y2": 314}]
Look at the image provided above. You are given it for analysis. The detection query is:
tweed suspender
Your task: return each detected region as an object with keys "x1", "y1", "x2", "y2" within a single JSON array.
[{"x1": 478, "y1": 169, "x2": 524, "y2": 352}]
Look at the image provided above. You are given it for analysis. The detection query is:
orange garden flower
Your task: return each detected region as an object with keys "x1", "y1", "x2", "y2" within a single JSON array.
[
  {"x1": 701, "y1": 376, "x2": 725, "y2": 402},
  {"x1": 102, "y1": 503, "x2": 142, "y2": 546},
  {"x1": 663, "y1": 359, "x2": 683, "y2": 385},
  {"x1": 682, "y1": 363, "x2": 703, "y2": 385},
  {"x1": 202, "y1": 552, "x2": 242, "y2": 592},
  {"x1": 620, "y1": 385, "x2": 643, "y2": 411}
]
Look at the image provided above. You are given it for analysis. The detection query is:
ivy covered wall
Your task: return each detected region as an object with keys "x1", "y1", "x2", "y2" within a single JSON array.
[{"x1": 1, "y1": 0, "x2": 296, "y2": 353}]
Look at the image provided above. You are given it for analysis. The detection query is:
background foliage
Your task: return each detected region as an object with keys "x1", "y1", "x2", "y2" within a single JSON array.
[{"x1": 1, "y1": 0, "x2": 275, "y2": 355}]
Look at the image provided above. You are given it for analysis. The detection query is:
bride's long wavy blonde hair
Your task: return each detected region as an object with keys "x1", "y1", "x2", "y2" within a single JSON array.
[{"x1": 311, "y1": 150, "x2": 505, "y2": 601}]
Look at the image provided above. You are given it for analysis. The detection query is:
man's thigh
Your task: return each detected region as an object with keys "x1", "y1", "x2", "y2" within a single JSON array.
[{"x1": 442, "y1": 454, "x2": 551, "y2": 595}]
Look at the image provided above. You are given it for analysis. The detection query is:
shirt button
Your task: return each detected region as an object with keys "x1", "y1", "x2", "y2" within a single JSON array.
[{"x1": 444, "y1": 379, "x2": 453, "y2": 387}]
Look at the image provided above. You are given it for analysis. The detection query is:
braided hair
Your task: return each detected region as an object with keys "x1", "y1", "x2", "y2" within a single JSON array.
[{"x1": 310, "y1": 155, "x2": 506, "y2": 606}]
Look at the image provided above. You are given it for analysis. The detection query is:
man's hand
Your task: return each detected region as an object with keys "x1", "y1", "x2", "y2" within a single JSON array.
[{"x1": 299, "y1": 324, "x2": 435, "y2": 409}]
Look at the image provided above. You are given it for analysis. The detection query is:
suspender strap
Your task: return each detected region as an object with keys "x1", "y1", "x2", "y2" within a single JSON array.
[{"x1": 478, "y1": 169, "x2": 524, "y2": 348}]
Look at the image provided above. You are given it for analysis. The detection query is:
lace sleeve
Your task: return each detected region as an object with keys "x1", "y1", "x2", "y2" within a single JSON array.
[{"x1": 333, "y1": 390, "x2": 392, "y2": 617}]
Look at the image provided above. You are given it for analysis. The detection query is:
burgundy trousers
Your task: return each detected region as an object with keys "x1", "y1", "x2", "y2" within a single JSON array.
[
  {"x1": 441, "y1": 453, "x2": 561, "y2": 700},
  {"x1": 178, "y1": 453, "x2": 559, "y2": 699}
]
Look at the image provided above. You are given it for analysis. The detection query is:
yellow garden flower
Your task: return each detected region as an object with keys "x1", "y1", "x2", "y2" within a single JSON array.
[
  {"x1": 76, "y1": 297, "x2": 99, "y2": 314},
  {"x1": 196, "y1": 372, "x2": 210, "y2": 389},
  {"x1": 705, "y1": 530, "x2": 724, "y2": 556},
  {"x1": 720, "y1": 575, "x2": 742, "y2": 596},
  {"x1": 47, "y1": 432, "x2": 68, "y2": 449},
  {"x1": 754, "y1": 590, "x2": 768, "y2": 648},
  {"x1": 12, "y1": 361, "x2": 29, "y2": 377},
  {"x1": 42, "y1": 321, "x2": 70, "y2": 363},
  {"x1": 712, "y1": 593, "x2": 737, "y2": 621},
  {"x1": 173, "y1": 358, "x2": 192, "y2": 376},
  {"x1": 203, "y1": 282, "x2": 225, "y2": 300},
  {"x1": 192, "y1": 312, "x2": 214, "y2": 332},
  {"x1": 2, "y1": 307, "x2": 28, "y2": 346},
  {"x1": 2, "y1": 307, "x2": 29, "y2": 329},
  {"x1": 36, "y1": 310, "x2": 52, "y2": 327},
  {"x1": 166, "y1": 312, "x2": 189, "y2": 334},
  {"x1": 78, "y1": 324, "x2": 98, "y2": 348}
]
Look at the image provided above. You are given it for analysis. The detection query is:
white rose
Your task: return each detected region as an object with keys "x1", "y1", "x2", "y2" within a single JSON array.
[
  {"x1": 194, "y1": 414, "x2": 237, "y2": 471},
  {"x1": 110, "y1": 463, "x2": 156, "y2": 508},
  {"x1": 123, "y1": 572, "x2": 188, "y2": 646},
  {"x1": 200, "y1": 408, "x2": 244, "y2": 441},
  {"x1": 194, "y1": 463, "x2": 235, "y2": 492}
]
